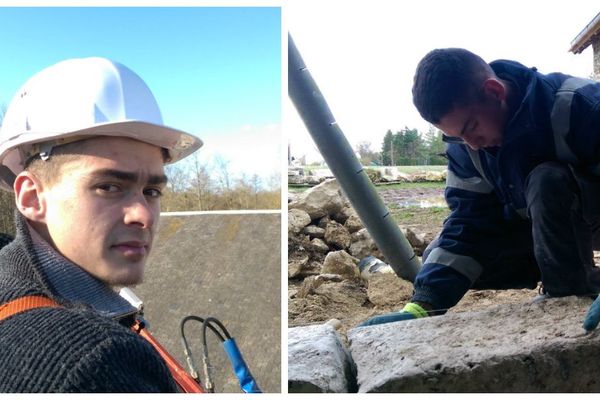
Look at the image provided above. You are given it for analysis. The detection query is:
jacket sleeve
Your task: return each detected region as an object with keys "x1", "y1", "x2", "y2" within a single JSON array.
[{"x1": 412, "y1": 143, "x2": 506, "y2": 311}]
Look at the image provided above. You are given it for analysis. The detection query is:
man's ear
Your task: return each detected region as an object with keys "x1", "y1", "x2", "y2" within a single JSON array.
[
  {"x1": 14, "y1": 172, "x2": 47, "y2": 223},
  {"x1": 482, "y1": 78, "x2": 507, "y2": 102}
]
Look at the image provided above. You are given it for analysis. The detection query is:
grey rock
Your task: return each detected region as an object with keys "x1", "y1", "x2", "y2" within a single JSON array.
[
  {"x1": 289, "y1": 208, "x2": 311, "y2": 234},
  {"x1": 288, "y1": 179, "x2": 344, "y2": 219},
  {"x1": 288, "y1": 324, "x2": 356, "y2": 393},
  {"x1": 344, "y1": 214, "x2": 364, "y2": 234},
  {"x1": 288, "y1": 255, "x2": 309, "y2": 278},
  {"x1": 348, "y1": 296, "x2": 600, "y2": 392},
  {"x1": 321, "y1": 250, "x2": 360, "y2": 279},
  {"x1": 303, "y1": 225, "x2": 326, "y2": 239},
  {"x1": 305, "y1": 175, "x2": 324, "y2": 185},
  {"x1": 310, "y1": 238, "x2": 330, "y2": 253},
  {"x1": 318, "y1": 215, "x2": 331, "y2": 229},
  {"x1": 333, "y1": 206, "x2": 355, "y2": 224},
  {"x1": 349, "y1": 228, "x2": 383, "y2": 261},
  {"x1": 405, "y1": 227, "x2": 426, "y2": 252},
  {"x1": 324, "y1": 221, "x2": 351, "y2": 250},
  {"x1": 296, "y1": 274, "x2": 344, "y2": 298},
  {"x1": 289, "y1": 174, "x2": 306, "y2": 184}
]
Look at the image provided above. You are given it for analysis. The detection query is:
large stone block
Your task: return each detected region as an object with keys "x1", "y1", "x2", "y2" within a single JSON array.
[
  {"x1": 348, "y1": 296, "x2": 600, "y2": 392},
  {"x1": 288, "y1": 324, "x2": 356, "y2": 393},
  {"x1": 288, "y1": 179, "x2": 344, "y2": 219}
]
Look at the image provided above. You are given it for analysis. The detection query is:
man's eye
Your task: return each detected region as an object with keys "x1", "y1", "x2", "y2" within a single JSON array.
[
  {"x1": 145, "y1": 188, "x2": 163, "y2": 198},
  {"x1": 97, "y1": 184, "x2": 121, "y2": 193}
]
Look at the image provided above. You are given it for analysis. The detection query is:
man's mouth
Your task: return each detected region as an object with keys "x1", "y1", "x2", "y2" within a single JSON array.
[{"x1": 111, "y1": 241, "x2": 148, "y2": 259}]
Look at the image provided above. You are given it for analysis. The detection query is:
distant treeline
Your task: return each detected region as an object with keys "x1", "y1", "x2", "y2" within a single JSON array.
[
  {"x1": 162, "y1": 154, "x2": 280, "y2": 212},
  {"x1": 353, "y1": 126, "x2": 447, "y2": 167}
]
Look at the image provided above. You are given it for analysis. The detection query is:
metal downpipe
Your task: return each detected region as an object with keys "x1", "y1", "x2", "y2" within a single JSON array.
[{"x1": 287, "y1": 34, "x2": 421, "y2": 282}]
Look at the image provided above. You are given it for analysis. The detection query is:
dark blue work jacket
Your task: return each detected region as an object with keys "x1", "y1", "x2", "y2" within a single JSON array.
[{"x1": 412, "y1": 60, "x2": 600, "y2": 310}]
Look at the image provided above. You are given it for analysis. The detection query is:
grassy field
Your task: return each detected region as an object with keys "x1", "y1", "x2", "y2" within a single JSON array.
[{"x1": 289, "y1": 180, "x2": 445, "y2": 193}]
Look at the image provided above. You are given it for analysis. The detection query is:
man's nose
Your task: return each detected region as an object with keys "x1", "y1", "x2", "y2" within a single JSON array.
[{"x1": 124, "y1": 194, "x2": 156, "y2": 229}]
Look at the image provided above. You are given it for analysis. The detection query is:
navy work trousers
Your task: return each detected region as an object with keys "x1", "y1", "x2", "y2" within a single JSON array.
[{"x1": 526, "y1": 162, "x2": 600, "y2": 296}]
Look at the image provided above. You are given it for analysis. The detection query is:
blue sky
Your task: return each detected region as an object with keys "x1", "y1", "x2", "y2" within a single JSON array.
[{"x1": 0, "y1": 6, "x2": 281, "y2": 185}]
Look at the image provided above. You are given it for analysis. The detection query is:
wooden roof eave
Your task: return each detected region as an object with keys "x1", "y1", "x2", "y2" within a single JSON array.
[{"x1": 570, "y1": 12, "x2": 600, "y2": 54}]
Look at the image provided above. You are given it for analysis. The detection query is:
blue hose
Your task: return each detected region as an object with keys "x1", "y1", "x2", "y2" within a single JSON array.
[{"x1": 223, "y1": 338, "x2": 261, "y2": 393}]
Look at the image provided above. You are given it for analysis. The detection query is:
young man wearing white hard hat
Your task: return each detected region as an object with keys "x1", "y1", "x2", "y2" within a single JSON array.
[{"x1": 0, "y1": 57, "x2": 202, "y2": 392}]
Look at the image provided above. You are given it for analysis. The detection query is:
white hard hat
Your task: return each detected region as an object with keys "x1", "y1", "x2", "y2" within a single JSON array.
[{"x1": 0, "y1": 57, "x2": 203, "y2": 191}]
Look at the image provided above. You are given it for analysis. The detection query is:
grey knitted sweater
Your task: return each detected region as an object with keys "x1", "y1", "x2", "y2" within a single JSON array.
[{"x1": 0, "y1": 213, "x2": 178, "y2": 392}]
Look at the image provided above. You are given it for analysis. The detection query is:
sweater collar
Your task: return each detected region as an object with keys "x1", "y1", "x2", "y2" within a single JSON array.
[{"x1": 24, "y1": 217, "x2": 138, "y2": 321}]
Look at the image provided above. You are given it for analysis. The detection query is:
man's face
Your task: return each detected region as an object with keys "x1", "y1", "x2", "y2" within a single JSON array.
[
  {"x1": 435, "y1": 98, "x2": 507, "y2": 151},
  {"x1": 38, "y1": 137, "x2": 167, "y2": 286},
  {"x1": 435, "y1": 79, "x2": 511, "y2": 151}
]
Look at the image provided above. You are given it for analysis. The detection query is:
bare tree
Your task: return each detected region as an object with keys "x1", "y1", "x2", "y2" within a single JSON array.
[
  {"x1": 214, "y1": 155, "x2": 233, "y2": 208},
  {"x1": 190, "y1": 152, "x2": 212, "y2": 210},
  {"x1": 356, "y1": 141, "x2": 380, "y2": 166},
  {"x1": 250, "y1": 174, "x2": 261, "y2": 208}
]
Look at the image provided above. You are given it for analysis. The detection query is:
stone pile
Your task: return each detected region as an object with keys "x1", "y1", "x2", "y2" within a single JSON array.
[{"x1": 288, "y1": 178, "x2": 429, "y2": 281}]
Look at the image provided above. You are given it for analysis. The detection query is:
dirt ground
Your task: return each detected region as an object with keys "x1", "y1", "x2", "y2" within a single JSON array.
[{"x1": 288, "y1": 185, "x2": 598, "y2": 337}]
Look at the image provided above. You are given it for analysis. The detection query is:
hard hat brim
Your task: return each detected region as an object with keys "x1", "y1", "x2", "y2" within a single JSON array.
[{"x1": 0, "y1": 120, "x2": 203, "y2": 191}]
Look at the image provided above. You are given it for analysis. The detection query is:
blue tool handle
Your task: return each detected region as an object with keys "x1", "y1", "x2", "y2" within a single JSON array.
[
  {"x1": 223, "y1": 338, "x2": 261, "y2": 393},
  {"x1": 358, "y1": 311, "x2": 416, "y2": 327},
  {"x1": 583, "y1": 295, "x2": 600, "y2": 332}
]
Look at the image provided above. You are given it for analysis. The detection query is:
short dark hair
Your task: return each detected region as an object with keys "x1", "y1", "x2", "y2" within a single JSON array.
[{"x1": 412, "y1": 48, "x2": 493, "y2": 124}]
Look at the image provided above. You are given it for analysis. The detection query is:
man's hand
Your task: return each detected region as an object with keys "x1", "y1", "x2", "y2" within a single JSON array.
[
  {"x1": 583, "y1": 295, "x2": 600, "y2": 331},
  {"x1": 357, "y1": 302, "x2": 429, "y2": 327}
]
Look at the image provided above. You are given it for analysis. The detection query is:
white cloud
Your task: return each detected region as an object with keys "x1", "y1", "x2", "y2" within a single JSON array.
[{"x1": 194, "y1": 122, "x2": 281, "y2": 184}]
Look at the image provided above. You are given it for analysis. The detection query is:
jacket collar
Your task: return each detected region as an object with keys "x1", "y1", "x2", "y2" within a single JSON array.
[{"x1": 490, "y1": 60, "x2": 539, "y2": 142}]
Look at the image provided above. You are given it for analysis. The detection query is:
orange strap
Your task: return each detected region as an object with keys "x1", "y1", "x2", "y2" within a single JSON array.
[
  {"x1": 0, "y1": 295, "x2": 204, "y2": 393},
  {"x1": 0, "y1": 295, "x2": 60, "y2": 320},
  {"x1": 132, "y1": 320, "x2": 205, "y2": 393}
]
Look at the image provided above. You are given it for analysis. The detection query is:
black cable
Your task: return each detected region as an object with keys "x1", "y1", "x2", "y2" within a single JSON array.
[{"x1": 180, "y1": 315, "x2": 233, "y2": 393}]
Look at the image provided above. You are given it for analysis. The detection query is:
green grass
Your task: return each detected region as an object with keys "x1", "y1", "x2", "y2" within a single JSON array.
[
  {"x1": 288, "y1": 185, "x2": 311, "y2": 193},
  {"x1": 389, "y1": 206, "x2": 449, "y2": 227}
]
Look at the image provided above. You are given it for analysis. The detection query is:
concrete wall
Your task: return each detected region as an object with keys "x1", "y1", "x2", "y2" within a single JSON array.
[{"x1": 134, "y1": 211, "x2": 281, "y2": 393}]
